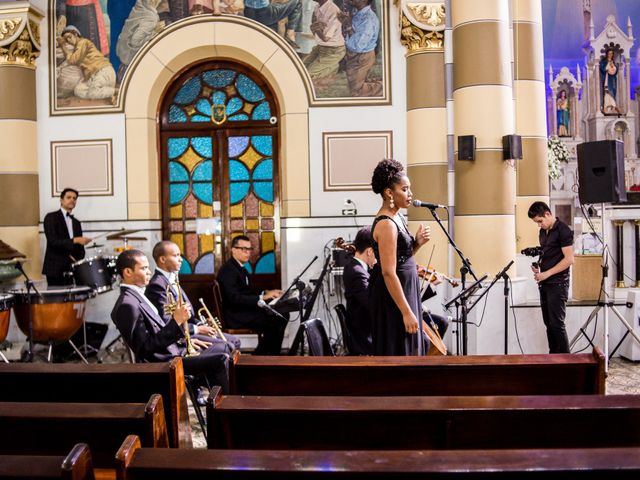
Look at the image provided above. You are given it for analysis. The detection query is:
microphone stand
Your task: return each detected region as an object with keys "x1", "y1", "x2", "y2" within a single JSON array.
[
  {"x1": 428, "y1": 206, "x2": 479, "y2": 355},
  {"x1": 14, "y1": 262, "x2": 41, "y2": 362},
  {"x1": 285, "y1": 255, "x2": 318, "y2": 355}
]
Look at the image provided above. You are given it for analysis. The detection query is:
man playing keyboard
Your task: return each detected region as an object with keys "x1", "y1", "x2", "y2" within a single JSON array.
[{"x1": 217, "y1": 235, "x2": 288, "y2": 355}]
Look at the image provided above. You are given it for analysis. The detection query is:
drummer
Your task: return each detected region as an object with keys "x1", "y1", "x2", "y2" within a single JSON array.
[{"x1": 43, "y1": 188, "x2": 92, "y2": 286}]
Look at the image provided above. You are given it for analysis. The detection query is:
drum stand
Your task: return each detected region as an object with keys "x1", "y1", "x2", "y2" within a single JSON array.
[{"x1": 14, "y1": 262, "x2": 37, "y2": 362}]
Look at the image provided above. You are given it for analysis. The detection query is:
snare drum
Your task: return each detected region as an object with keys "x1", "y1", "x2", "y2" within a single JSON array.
[
  {"x1": 0, "y1": 293, "x2": 14, "y2": 343},
  {"x1": 11, "y1": 287, "x2": 93, "y2": 343},
  {"x1": 72, "y1": 256, "x2": 116, "y2": 293}
]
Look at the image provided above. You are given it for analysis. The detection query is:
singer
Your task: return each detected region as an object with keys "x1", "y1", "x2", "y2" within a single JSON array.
[{"x1": 368, "y1": 159, "x2": 431, "y2": 355}]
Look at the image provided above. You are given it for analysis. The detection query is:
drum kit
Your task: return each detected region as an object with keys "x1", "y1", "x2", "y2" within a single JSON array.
[{"x1": 0, "y1": 229, "x2": 146, "y2": 364}]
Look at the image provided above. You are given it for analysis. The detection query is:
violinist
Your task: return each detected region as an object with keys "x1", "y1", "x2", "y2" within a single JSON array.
[{"x1": 342, "y1": 226, "x2": 376, "y2": 355}]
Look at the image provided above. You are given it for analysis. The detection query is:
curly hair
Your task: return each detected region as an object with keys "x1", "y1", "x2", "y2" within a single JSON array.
[{"x1": 371, "y1": 159, "x2": 405, "y2": 195}]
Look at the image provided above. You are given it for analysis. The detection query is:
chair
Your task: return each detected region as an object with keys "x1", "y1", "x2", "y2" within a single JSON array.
[
  {"x1": 212, "y1": 279, "x2": 261, "y2": 336},
  {"x1": 302, "y1": 318, "x2": 335, "y2": 356},
  {"x1": 334, "y1": 304, "x2": 354, "y2": 355}
]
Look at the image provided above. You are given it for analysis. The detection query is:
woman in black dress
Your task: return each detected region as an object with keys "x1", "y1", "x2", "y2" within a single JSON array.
[{"x1": 369, "y1": 159, "x2": 431, "y2": 355}]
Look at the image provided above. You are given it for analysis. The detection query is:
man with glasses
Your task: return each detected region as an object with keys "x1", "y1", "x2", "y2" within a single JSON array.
[{"x1": 217, "y1": 235, "x2": 286, "y2": 355}]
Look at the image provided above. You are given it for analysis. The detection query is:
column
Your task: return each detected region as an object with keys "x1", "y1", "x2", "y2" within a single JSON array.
[
  {"x1": 452, "y1": 0, "x2": 516, "y2": 275},
  {"x1": 400, "y1": 3, "x2": 450, "y2": 274},
  {"x1": 513, "y1": 0, "x2": 549, "y2": 252},
  {"x1": 0, "y1": 3, "x2": 43, "y2": 279}
]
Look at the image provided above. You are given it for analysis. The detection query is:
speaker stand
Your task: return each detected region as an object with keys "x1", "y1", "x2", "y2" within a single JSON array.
[{"x1": 570, "y1": 203, "x2": 640, "y2": 373}]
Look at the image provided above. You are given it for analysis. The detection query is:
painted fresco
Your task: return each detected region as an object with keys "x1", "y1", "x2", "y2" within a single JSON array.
[{"x1": 49, "y1": 0, "x2": 388, "y2": 114}]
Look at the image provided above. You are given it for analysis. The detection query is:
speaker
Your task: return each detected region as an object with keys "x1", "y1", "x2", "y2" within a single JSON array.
[
  {"x1": 458, "y1": 135, "x2": 476, "y2": 161},
  {"x1": 502, "y1": 134, "x2": 522, "y2": 160},
  {"x1": 577, "y1": 140, "x2": 627, "y2": 204}
]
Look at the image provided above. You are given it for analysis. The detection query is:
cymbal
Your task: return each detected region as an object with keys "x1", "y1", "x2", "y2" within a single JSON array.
[
  {"x1": 106, "y1": 229, "x2": 140, "y2": 240},
  {"x1": 86, "y1": 244, "x2": 104, "y2": 249},
  {"x1": 120, "y1": 236, "x2": 148, "y2": 241}
]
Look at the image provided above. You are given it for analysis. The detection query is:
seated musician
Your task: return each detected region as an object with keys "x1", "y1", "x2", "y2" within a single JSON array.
[
  {"x1": 343, "y1": 228, "x2": 449, "y2": 353},
  {"x1": 145, "y1": 240, "x2": 241, "y2": 353},
  {"x1": 111, "y1": 249, "x2": 230, "y2": 393},
  {"x1": 342, "y1": 227, "x2": 376, "y2": 355},
  {"x1": 216, "y1": 235, "x2": 287, "y2": 355}
]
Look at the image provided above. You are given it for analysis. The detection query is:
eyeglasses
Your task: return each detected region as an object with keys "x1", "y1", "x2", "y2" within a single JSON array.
[{"x1": 233, "y1": 246, "x2": 253, "y2": 252}]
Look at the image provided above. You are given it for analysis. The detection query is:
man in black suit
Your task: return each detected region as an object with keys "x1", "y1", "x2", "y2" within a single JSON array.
[
  {"x1": 42, "y1": 188, "x2": 92, "y2": 286},
  {"x1": 342, "y1": 226, "x2": 376, "y2": 355},
  {"x1": 216, "y1": 235, "x2": 286, "y2": 355},
  {"x1": 343, "y1": 227, "x2": 449, "y2": 355},
  {"x1": 145, "y1": 240, "x2": 241, "y2": 353},
  {"x1": 111, "y1": 249, "x2": 229, "y2": 392}
]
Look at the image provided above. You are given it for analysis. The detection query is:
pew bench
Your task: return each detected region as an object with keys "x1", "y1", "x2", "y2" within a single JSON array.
[
  {"x1": 207, "y1": 389, "x2": 640, "y2": 450},
  {"x1": 230, "y1": 347, "x2": 605, "y2": 396},
  {"x1": 0, "y1": 358, "x2": 190, "y2": 447},
  {"x1": 0, "y1": 443, "x2": 94, "y2": 480},
  {"x1": 0, "y1": 394, "x2": 168, "y2": 469},
  {"x1": 116, "y1": 435, "x2": 640, "y2": 479}
]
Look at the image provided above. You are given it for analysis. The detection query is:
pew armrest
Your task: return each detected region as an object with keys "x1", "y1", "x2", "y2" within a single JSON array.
[{"x1": 115, "y1": 435, "x2": 141, "y2": 480}]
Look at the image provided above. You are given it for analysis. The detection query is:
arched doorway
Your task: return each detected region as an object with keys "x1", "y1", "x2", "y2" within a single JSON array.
[{"x1": 158, "y1": 60, "x2": 281, "y2": 300}]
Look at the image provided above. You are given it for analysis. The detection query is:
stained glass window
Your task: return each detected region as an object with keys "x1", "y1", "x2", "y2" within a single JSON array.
[
  {"x1": 161, "y1": 63, "x2": 278, "y2": 281},
  {"x1": 167, "y1": 69, "x2": 272, "y2": 124}
]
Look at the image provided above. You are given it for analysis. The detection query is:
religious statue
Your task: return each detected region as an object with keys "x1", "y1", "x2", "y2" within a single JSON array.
[
  {"x1": 600, "y1": 48, "x2": 620, "y2": 115},
  {"x1": 556, "y1": 89, "x2": 570, "y2": 136}
]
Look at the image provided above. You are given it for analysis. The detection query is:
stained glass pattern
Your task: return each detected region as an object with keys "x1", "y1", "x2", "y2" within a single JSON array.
[
  {"x1": 228, "y1": 135, "x2": 276, "y2": 274},
  {"x1": 163, "y1": 65, "x2": 278, "y2": 278},
  {"x1": 166, "y1": 69, "x2": 273, "y2": 125},
  {"x1": 167, "y1": 136, "x2": 215, "y2": 274}
]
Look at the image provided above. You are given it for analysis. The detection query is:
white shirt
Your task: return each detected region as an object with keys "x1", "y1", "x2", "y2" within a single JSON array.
[
  {"x1": 313, "y1": 0, "x2": 344, "y2": 47},
  {"x1": 121, "y1": 283, "x2": 160, "y2": 315},
  {"x1": 156, "y1": 267, "x2": 177, "y2": 286},
  {"x1": 61, "y1": 208, "x2": 73, "y2": 239}
]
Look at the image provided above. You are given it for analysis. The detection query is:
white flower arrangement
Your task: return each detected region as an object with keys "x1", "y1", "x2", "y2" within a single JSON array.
[{"x1": 547, "y1": 136, "x2": 570, "y2": 180}]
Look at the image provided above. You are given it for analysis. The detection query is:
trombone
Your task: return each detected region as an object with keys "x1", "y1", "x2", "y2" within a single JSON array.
[
  {"x1": 163, "y1": 274, "x2": 199, "y2": 357},
  {"x1": 197, "y1": 298, "x2": 227, "y2": 342}
]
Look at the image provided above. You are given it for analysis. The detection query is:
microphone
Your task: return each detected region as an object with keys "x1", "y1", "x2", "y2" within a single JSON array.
[{"x1": 412, "y1": 199, "x2": 447, "y2": 209}]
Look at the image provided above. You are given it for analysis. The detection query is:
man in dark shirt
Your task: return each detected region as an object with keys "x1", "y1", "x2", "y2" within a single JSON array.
[{"x1": 528, "y1": 201, "x2": 574, "y2": 353}]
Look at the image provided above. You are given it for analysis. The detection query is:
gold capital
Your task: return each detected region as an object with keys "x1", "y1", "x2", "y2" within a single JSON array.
[{"x1": 0, "y1": 3, "x2": 43, "y2": 67}]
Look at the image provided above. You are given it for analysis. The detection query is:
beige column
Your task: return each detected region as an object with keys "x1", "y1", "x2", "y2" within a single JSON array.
[
  {"x1": 400, "y1": 3, "x2": 449, "y2": 274},
  {"x1": 452, "y1": 0, "x2": 516, "y2": 276},
  {"x1": 0, "y1": 3, "x2": 43, "y2": 279},
  {"x1": 513, "y1": 0, "x2": 548, "y2": 251}
]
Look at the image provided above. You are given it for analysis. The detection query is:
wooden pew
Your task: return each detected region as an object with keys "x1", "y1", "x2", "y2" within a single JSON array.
[
  {"x1": 207, "y1": 389, "x2": 640, "y2": 450},
  {"x1": 116, "y1": 435, "x2": 640, "y2": 479},
  {"x1": 0, "y1": 443, "x2": 95, "y2": 480},
  {"x1": 0, "y1": 395, "x2": 168, "y2": 469},
  {"x1": 0, "y1": 358, "x2": 190, "y2": 448},
  {"x1": 230, "y1": 347, "x2": 605, "y2": 396}
]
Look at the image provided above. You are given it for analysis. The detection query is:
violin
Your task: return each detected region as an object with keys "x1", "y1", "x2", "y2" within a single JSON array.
[
  {"x1": 334, "y1": 237, "x2": 356, "y2": 254},
  {"x1": 417, "y1": 264, "x2": 459, "y2": 288}
]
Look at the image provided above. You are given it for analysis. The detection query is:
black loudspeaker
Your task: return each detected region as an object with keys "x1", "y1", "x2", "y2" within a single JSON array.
[
  {"x1": 502, "y1": 134, "x2": 522, "y2": 160},
  {"x1": 458, "y1": 135, "x2": 476, "y2": 161},
  {"x1": 577, "y1": 140, "x2": 627, "y2": 204}
]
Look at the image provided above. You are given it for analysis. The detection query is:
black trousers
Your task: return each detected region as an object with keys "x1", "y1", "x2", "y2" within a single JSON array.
[
  {"x1": 181, "y1": 348, "x2": 230, "y2": 393},
  {"x1": 46, "y1": 274, "x2": 73, "y2": 287},
  {"x1": 539, "y1": 281, "x2": 570, "y2": 353}
]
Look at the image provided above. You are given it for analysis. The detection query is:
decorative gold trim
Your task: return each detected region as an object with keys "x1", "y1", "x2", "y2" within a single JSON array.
[
  {"x1": 401, "y1": 13, "x2": 444, "y2": 52},
  {"x1": 0, "y1": 28, "x2": 38, "y2": 67},
  {"x1": 407, "y1": 2, "x2": 445, "y2": 28},
  {"x1": 616, "y1": 280, "x2": 626, "y2": 288},
  {"x1": 28, "y1": 19, "x2": 40, "y2": 48},
  {"x1": 613, "y1": 220, "x2": 626, "y2": 227},
  {"x1": 0, "y1": 18, "x2": 21, "y2": 41}
]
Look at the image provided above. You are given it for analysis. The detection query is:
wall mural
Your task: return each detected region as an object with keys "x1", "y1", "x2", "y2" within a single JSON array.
[{"x1": 49, "y1": 0, "x2": 389, "y2": 114}]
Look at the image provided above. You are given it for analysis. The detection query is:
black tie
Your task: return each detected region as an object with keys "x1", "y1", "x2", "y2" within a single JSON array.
[{"x1": 66, "y1": 212, "x2": 73, "y2": 218}]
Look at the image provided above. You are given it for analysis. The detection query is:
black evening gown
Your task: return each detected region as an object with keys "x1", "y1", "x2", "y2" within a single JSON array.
[{"x1": 369, "y1": 214, "x2": 424, "y2": 355}]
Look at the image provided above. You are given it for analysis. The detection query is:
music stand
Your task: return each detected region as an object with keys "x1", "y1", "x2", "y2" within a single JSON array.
[
  {"x1": 444, "y1": 273, "x2": 488, "y2": 355},
  {"x1": 428, "y1": 206, "x2": 480, "y2": 355},
  {"x1": 286, "y1": 255, "x2": 319, "y2": 355}
]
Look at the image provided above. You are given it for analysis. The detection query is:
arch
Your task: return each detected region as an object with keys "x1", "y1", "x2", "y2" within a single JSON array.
[{"x1": 121, "y1": 15, "x2": 311, "y2": 220}]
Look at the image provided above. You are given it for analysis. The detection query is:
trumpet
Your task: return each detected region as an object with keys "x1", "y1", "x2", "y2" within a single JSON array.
[
  {"x1": 197, "y1": 298, "x2": 227, "y2": 342},
  {"x1": 164, "y1": 274, "x2": 199, "y2": 357}
]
